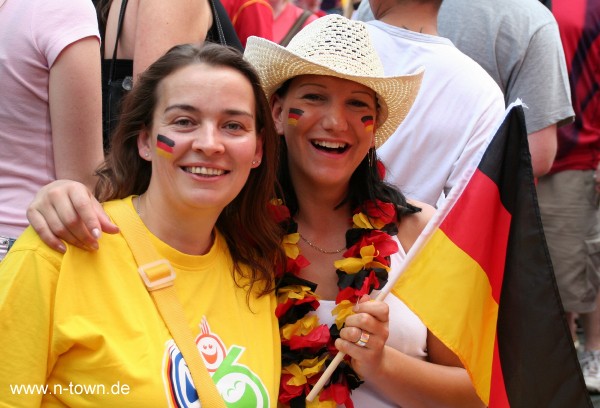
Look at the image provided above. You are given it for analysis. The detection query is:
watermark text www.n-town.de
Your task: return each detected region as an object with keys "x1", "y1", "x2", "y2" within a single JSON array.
[{"x1": 9, "y1": 381, "x2": 130, "y2": 396}]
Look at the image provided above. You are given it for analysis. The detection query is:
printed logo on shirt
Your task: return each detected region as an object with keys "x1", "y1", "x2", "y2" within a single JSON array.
[{"x1": 162, "y1": 317, "x2": 270, "y2": 407}]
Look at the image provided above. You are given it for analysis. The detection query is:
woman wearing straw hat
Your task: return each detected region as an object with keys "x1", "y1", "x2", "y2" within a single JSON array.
[
  {"x1": 245, "y1": 15, "x2": 483, "y2": 407},
  {"x1": 26, "y1": 15, "x2": 483, "y2": 407}
]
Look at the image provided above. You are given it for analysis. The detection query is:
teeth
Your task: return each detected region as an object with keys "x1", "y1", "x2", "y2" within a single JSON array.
[
  {"x1": 313, "y1": 140, "x2": 347, "y2": 149},
  {"x1": 185, "y1": 166, "x2": 225, "y2": 176}
]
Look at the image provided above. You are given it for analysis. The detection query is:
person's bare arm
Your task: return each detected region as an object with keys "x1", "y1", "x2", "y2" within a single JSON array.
[
  {"x1": 49, "y1": 36, "x2": 104, "y2": 191},
  {"x1": 528, "y1": 124, "x2": 557, "y2": 178},
  {"x1": 337, "y1": 291, "x2": 483, "y2": 407},
  {"x1": 133, "y1": 0, "x2": 212, "y2": 79}
]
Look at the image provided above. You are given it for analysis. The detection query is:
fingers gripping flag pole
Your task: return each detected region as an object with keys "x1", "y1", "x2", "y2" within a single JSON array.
[{"x1": 307, "y1": 103, "x2": 592, "y2": 407}]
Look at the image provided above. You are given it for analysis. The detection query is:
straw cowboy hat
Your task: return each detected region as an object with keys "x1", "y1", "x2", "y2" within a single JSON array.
[{"x1": 244, "y1": 14, "x2": 424, "y2": 148}]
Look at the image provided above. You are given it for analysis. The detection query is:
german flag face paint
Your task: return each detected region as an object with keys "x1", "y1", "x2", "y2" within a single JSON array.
[
  {"x1": 287, "y1": 108, "x2": 304, "y2": 126},
  {"x1": 361, "y1": 116, "x2": 374, "y2": 133},
  {"x1": 156, "y1": 134, "x2": 175, "y2": 158}
]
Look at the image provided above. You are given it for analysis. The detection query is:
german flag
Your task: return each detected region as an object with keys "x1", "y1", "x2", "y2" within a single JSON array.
[
  {"x1": 361, "y1": 115, "x2": 374, "y2": 133},
  {"x1": 389, "y1": 106, "x2": 591, "y2": 407},
  {"x1": 157, "y1": 134, "x2": 175, "y2": 158},
  {"x1": 287, "y1": 108, "x2": 303, "y2": 126}
]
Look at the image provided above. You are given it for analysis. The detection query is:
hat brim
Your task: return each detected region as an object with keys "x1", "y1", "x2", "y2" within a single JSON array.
[{"x1": 244, "y1": 36, "x2": 424, "y2": 148}]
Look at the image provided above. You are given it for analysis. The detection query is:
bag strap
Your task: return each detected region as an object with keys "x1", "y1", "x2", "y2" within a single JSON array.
[
  {"x1": 107, "y1": 0, "x2": 129, "y2": 84},
  {"x1": 279, "y1": 9, "x2": 312, "y2": 47},
  {"x1": 207, "y1": 0, "x2": 244, "y2": 52},
  {"x1": 104, "y1": 200, "x2": 226, "y2": 408},
  {"x1": 208, "y1": 0, "x2": 227, "y2": 46}
]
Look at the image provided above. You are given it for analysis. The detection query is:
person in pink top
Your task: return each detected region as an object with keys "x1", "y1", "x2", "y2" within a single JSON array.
[
  {"x1": 296, "y1": 0, "x2": 328, "y2": 17},
  {"x1": 0, "y1": 0, "x2": 104, "y2": 260},
  {"x1": 269, "y1": 0, "x2": 318, "y2": 44}
]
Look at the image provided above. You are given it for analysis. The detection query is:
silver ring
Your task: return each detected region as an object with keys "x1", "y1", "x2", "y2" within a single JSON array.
[{"x1": 354, "y1": 330, "x2": 370, "y2": 348}]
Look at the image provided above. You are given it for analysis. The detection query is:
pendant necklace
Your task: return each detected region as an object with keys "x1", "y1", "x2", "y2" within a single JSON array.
[{"x1": 299, "y1": 232, "x2": 346, "y2": 254}]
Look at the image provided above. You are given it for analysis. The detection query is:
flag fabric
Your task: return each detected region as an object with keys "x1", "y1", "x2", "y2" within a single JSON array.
[{"x1": 388, "y1": 105, "x2": 592, "y2": 407}]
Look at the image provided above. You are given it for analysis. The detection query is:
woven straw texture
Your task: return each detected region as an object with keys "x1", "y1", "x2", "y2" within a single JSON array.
[{"x1": 244, "y1": 14, "x2": 424, "y2": 147}]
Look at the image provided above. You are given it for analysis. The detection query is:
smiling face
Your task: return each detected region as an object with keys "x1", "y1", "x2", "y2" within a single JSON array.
[
  {"x1": 272, "y1": 75, "x2": 377, "y2": 191},
  {"x1": 138, "y1": 63, "x2": 263, "y2": 216}
]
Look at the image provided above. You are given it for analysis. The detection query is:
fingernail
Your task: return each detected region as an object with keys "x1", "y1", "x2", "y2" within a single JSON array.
[
  {"x1": 92, "y1": 228, "x2": 101, "y2": 239},
  {"x1": 57, "y1": 244, "x2": 66, "y2": 253}
]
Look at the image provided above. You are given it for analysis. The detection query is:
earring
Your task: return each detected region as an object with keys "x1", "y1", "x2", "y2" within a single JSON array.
[
  {"x1": 144, "y1": 152, "x2": 150, "y2": 158},
  {"x1": 368, "y1": 148, "x2": 374, "y2": 168},
  {"x1": 252, "y1": 160, "x2": 261, "y2": 166}
]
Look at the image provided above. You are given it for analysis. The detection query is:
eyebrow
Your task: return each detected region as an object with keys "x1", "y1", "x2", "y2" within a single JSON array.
[
  {"x1": 164, "y1": 104, "x2": 254, "y2": 118},
  {"x1": 296, "y1": 82, "x2": 374, "y2": 98}
]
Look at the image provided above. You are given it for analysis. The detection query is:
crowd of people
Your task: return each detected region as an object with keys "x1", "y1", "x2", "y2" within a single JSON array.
[{"x1": 0, "y1": 0, "x2": 598, "y2": 406}]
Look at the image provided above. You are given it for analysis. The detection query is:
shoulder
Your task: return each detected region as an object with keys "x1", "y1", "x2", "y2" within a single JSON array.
[
  {"x1": 35, "y1": 0, "x2": 97, "y2": 28},
  {"x1": 33, "y1": 0, "x2": 99, "y2": 64},
  {"x1": 3, "y1": 227, "x2": 64, "y2": 270},
  {"x1": 396, "y1": 199, "x2": 434, "y2": 253},
  {"x1": 405, "y1": 199, "x2": 435, "y2": 230}
]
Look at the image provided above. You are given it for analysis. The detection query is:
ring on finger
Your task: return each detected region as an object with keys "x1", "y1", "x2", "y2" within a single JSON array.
[{"x1": 354, "y1": 330, "x2": 370, "y2": 348}]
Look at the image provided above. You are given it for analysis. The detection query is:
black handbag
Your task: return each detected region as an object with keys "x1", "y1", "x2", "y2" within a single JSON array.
[
  {"x1": 102, "y1": 0, "x2": 131, "y2": 151},
  {"x1": 206, "y1": 0, "x2": 243, "y2": 52}
]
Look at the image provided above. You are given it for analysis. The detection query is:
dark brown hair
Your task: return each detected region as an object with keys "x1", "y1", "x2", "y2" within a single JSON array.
[{"x1": 95, "y1": 42, "x2": 284, "y2": 296}]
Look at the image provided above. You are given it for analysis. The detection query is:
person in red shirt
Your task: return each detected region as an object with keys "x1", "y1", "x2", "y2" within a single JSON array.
[
  {"x1": 296, "y1": 0, "x2": 327, "y2": 17},
  {"x1": 222, "y1": 0, "x2": 274, "y2": 46},
  {"x1": 269, "y1": 0, "x2": 318, "y2": 44},
  {"x1": 538, "y1": 0, "x2": 600, "y2": 393}
]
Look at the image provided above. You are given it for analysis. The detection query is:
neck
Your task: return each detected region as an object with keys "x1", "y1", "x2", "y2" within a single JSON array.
[
  {"x1": 270, "y1": 0, "x2": 289, "y2": 18},
  {"x1": 293, "y1": 187, "x2": 351, "y2": 252},
  {"x1": 137, "y1": 192, "x2": 220, "y2": 255},
  {"x1": 375, "y1": 2, "x2": 439, "y2": 35}
]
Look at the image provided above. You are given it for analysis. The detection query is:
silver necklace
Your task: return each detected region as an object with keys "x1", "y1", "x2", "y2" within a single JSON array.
[{"x1": 299, "y1": 233, "x2": 346, "y2": 255}]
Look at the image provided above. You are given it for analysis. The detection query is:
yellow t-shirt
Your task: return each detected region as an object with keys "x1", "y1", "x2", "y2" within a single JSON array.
[{"x1": 0, "y1": 197, "x2": 280, "y2": 407}]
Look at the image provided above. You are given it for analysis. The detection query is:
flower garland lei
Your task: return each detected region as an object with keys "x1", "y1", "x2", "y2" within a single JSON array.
[{"x1": 268, "y1": 198, "x2": 400, "y2": 407}]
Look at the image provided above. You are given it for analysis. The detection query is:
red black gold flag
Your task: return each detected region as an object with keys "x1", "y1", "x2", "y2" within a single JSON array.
[{"x1": 389, "y1": 105, "x2": 592, "y2": 407}]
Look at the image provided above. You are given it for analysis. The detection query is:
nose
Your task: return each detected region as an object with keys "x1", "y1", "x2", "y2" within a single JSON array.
[
  {"x1": 321, "y1": 102, "x2": 349, "y2": 133},
  {"x1": 191, "y1": 123, "x2": 225, "y2": 155}
]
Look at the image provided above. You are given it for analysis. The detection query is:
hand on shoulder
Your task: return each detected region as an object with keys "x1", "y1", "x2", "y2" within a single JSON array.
[{"x1": 26, "y1": 180, "x2": 118, "y2": 253}]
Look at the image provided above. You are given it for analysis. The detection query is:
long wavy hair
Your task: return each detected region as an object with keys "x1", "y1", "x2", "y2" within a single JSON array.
[
  {"x1": 95, "y1": 43, "x2": 285, "y2": 296},
  {"x1": 274, "y1": 79, "x2": 420, "y2": 221}
]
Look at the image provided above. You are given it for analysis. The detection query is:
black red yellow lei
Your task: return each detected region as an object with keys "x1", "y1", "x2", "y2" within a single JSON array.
[{"x1": 269, "y1": 199, "x2": 400, "y2": 407}]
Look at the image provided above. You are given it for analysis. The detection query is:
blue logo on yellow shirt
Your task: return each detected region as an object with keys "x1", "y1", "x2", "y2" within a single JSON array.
[{"x1": 162, "y1": 317, "x2": 269, "y2": 407}]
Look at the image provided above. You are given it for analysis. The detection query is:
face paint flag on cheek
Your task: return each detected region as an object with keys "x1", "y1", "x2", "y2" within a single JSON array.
[
  {"x1": 362, "y1": 116, "x2": 374, "y2": 133},
  {"x1": 157, "y1": 134, "x2": 175, "y2": 158},
  {"x1": 287, "y1": 108, "x2": 304, "y2": 126}
]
